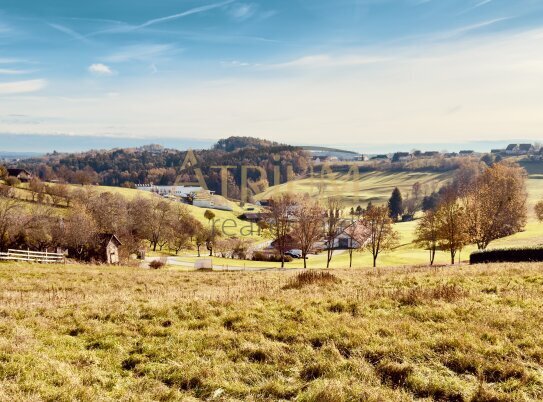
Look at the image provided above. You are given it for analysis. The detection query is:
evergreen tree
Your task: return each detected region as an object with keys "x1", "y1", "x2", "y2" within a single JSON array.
[{"x1": 388, "y1": 187, "x2": 403, "y2": 221}]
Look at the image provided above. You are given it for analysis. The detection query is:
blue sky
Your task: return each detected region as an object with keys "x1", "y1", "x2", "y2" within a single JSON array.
[{"x1": 1, "y1": 0, "x2": 543, "y2": 148}]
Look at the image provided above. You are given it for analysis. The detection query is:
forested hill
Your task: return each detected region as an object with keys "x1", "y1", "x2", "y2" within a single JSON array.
[{"x1": 15, "y1": 136, "x2": 311, "y2": 199}]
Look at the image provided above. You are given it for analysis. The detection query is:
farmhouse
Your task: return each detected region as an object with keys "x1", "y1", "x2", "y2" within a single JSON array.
[
  {"x1": 392, "y1": 152, "x2": 411, "y2": 162},
  {"x1": 506, "y1": 143, "x2": 534, "y2": 156},
  {"x1": 7, "y1": 168, "x2": 32, "y2": 182},
  {"x1": 519, "y1": 144, "x2": 534, "y2": 154},
  {"x1": 239, "y1": 212, "x2": 267, "y2": 223}
]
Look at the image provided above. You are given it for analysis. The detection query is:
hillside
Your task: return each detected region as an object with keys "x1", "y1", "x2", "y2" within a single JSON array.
[
  {"x1": 255, "y1": 170, "x2": 454, "y2": 209},
  {"x1": 13, "y1": 137, "x2": 310, "y2": 200},
  {"x1": 1, "y1": 263, "x2": 542, "y2": 401}
]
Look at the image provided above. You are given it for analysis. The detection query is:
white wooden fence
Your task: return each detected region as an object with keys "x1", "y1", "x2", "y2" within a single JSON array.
[{"x1": 0, "y1": 249, "x2": 65, "y2": 263}]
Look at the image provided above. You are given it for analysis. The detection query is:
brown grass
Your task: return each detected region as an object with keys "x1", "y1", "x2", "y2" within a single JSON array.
[{"x1": 0, "y1": 262, "x2": 542, "y2": 401}]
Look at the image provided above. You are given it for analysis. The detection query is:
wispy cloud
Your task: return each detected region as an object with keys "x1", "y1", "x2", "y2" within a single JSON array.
[
  {"x1": 137, "y1": 0, "x2": 234, "y2": 29},
  {"x1": 458, "y1": 0, "x2": 494, "y2": 15},
  {"x1": 103, "y1": 44, "x2": 179, "y2": 63},
  {"x1": 475, "y1": 0, "x2": 493, "y2": 8},
  {"x1": 88, "y1": 0, "x2": 234, "y2": 36},
  {"x1": 227, "y1": 3, "x2": 257, "y2": 21},
  {"x1": 0, "y1": 68, "x2": 33, "y2": 75},
  {"x1": 48, "y1": 23, "x2": 93, "y2": 44},
  {"x1": 0, "y1": 79, "x2": 47, "y2": 95},
  {"x1": 432, "y1": 18, "x2": 511, "y2": 40},
  {"x1": 262, "y1": 54, "x2": 389, "y2": 70},
  {"x1": 88, "y1": 63, "x2": 114, "y2": 76}
]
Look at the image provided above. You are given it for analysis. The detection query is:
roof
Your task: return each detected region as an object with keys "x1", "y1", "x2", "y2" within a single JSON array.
[
  {"x1": 459, "y1": 150, "x2": 474, "y2": 154},
  {"x1": 506, "y1": 144, "x2": 518, "y2": 151},
  {"x1": 7, "y1": 168, "x2": 31, "y2": 176},
  {"x1": 97, "y1": 234, "x2": 122, "y2": 247},
  {"x1": 394, "y1": 152, "x2": 410, "y2": 157},
  {"x1": 519, "y1": 144, "x2": 534, "y2": 151},
  {"x1": 239, "y1": 212, "x2": 266, "y2": 221}
]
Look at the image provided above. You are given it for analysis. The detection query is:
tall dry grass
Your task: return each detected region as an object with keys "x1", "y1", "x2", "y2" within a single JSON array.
[{"x1": 0, "y1": 262, "x2": 542, "y2": 401}]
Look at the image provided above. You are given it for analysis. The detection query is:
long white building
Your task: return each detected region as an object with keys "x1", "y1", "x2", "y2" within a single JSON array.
[{"x1": 136, "y1": 185, "x2": 204, "y2": 197}]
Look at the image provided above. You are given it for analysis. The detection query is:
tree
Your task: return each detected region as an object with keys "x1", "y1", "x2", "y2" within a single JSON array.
[
  {"x1": 414, "y1": 210, "x2": 439, "y2": 265},
  {"x1": 169, "y1": 204, "x2": 201, "y2": 255},
  {"x1": 343, "y1": 219, "x2": 370, "y2": 268},
  {"x1": 535, "y1": 200, "x2": 543, "y2": 222},
  {"x1": 463, "y1": 162, "x2": 527, "y2": 250},
  {"x1": 422, "y1": 192, "x2": 440, "y2": 212},
  {"x1": 480, "y1": 154, "x2": 494, "y2": 167},
  {"x1": 388, "y1": 187, "x2": 403, "y2": 221},
  {"x1": 6, "y1": 177, "x2": 20, "y2": 187},
  {"x1": 323, "y1": 198, "x2": 343, "y2": 268},
  {"x1": 29, "y1": 177, "x2": 45, "y2": 203},
  {"x1": 63, "y1": 204, "x2": 98, "y2": 258},
  {"x1": 264, "y1": 193, "x2": 296, "y2": 268},
  {"x1": 204, "y1": 209, "x2": 216, "y2": 226},
  {"x1": 0, "y1": 197, "x2": 22, "y2": 250},
  {"x1": 435, "y1": 191, "x2": 468, "y2": 264},
  {"x1": 148, "y1": 199, "x2": 172, "y2": 251},
  {"x1": 363, "y1": 205, "x2": 399, "y2": 267},
  {"x1": 0, "y1": 165, "x2": 7, "y2": 181},
  {"x1": 291, "y1": 196, "x2": 324, "y2": 268}
]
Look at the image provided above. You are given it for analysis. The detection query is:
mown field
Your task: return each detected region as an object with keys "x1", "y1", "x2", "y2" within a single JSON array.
[{"x1": 0, "y1": 263, "x2": 542, "y2": 401}]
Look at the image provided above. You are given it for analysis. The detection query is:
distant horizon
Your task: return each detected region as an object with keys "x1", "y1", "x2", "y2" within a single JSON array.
[{"x1": 0, "y1": 133, "x2": 539, "y2": 156}]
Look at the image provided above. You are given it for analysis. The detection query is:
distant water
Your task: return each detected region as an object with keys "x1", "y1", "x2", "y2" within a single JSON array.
[
  {"x1": 0, "y1": 134, "x2": 216, "y2": 153},
  {"x1": 0, "y1": 133, "x2": 535, "y2": 155}
]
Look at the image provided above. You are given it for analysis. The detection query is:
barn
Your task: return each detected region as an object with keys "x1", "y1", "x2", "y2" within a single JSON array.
[{"x1": 96, "y1": 234, "x2": 122, "y2": 264}]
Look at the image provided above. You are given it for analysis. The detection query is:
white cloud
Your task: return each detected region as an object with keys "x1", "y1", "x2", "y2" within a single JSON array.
[
  {"x1": 0, "y1": 79, "x2": 47, "y2": 95},
  {"x1": 88, "y1": 63, "x2": 114, "y2": 76}
]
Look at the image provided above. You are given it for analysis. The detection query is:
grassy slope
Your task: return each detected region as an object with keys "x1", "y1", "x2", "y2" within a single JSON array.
[
  {"x1": 1, "y1": 263, "x2": 542, "y2": 401},
  {"x1": 224, "y1": 169, "x2": 542, "y2": 268}
]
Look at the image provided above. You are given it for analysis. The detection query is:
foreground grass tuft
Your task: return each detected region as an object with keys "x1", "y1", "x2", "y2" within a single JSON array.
[
  {"x1": 282, "y1": 270, "x2": 340, "y2": 290},
  {"x1": 0, "y1": 262, "x2": 542, "y2": 400}
]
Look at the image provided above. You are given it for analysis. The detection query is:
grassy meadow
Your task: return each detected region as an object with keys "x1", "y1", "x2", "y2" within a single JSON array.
[{"x1": 1, "y1": 263, "x2": 542, "y2": 401}]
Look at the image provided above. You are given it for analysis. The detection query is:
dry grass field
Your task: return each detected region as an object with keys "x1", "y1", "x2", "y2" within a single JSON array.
[{"x1": 1, "y1": 263, "x2": 543, "y2": 401}]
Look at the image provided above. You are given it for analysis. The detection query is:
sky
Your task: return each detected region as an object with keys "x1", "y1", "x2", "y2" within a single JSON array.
[{"x1": 1, "y1": 0, "x2": 543, "y2": 151}]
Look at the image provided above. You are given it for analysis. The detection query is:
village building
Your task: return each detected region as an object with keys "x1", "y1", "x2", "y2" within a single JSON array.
[{"x1": 7, "y1": 168, "x2": 33, "y2": 182}]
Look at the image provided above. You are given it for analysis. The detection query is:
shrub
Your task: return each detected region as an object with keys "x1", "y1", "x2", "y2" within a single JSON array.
[
  {"x1": 252, "y1": 251, "x2": 293, "y2": 263},
  {"x1": 149, "y1": 258, "x2": 166, "y2": 269},
  {"x1": 5, "y1": 176, "x2": 20, "y2": 187},
  {"x1": 470, "y1": 247, "x2": 543, "y2": 264},
  {"x1": 283, "y1": 271, "x2": 340, "y2": 290}
]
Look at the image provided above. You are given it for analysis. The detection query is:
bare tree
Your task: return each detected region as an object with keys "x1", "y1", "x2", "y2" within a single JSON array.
[
  {"x1": 343, "y1": 219, "x2": 370, "y2": 268},
  {"x1": 323, "y1": 198, "x2": 343, "y2": 268},
  {"x1": 63, "y1": 204, "x2": 98, "y2": 258},
  {"x1": 291, "y1": 195, "x2": 324, "y2": 268},
  {"x1": 149, "y1": 199, "x2": 172, "y2": 252},
  {"x1": 168, "y1": 204, "x2": 200, "y2": 255},
  {"x1": 435, "y1": 190, "x2": 468, "y2": 265},
  {"x1": 264, "y1": 193, "x2": 296, "y2": 268},
  {"x1": 414, "y1": 210, "x2": 440, "y2": 265},
  {"x1": 535, "y1": 200, "x2": 543, "y2": 222},
  {"x1": 463, "y1": 162, "x2": 527, "y2": 250},
  {"x1": 363, "y1": 205, "x2": 399, "y2": 267},
  {"x1": 0, "y1": 197, "x2": 22, "y2": 250}
]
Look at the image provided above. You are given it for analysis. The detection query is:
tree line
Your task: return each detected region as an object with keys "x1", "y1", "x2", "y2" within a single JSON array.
[{"x1": 0, "y1": 183, "x2": 210, "y2": 261}]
